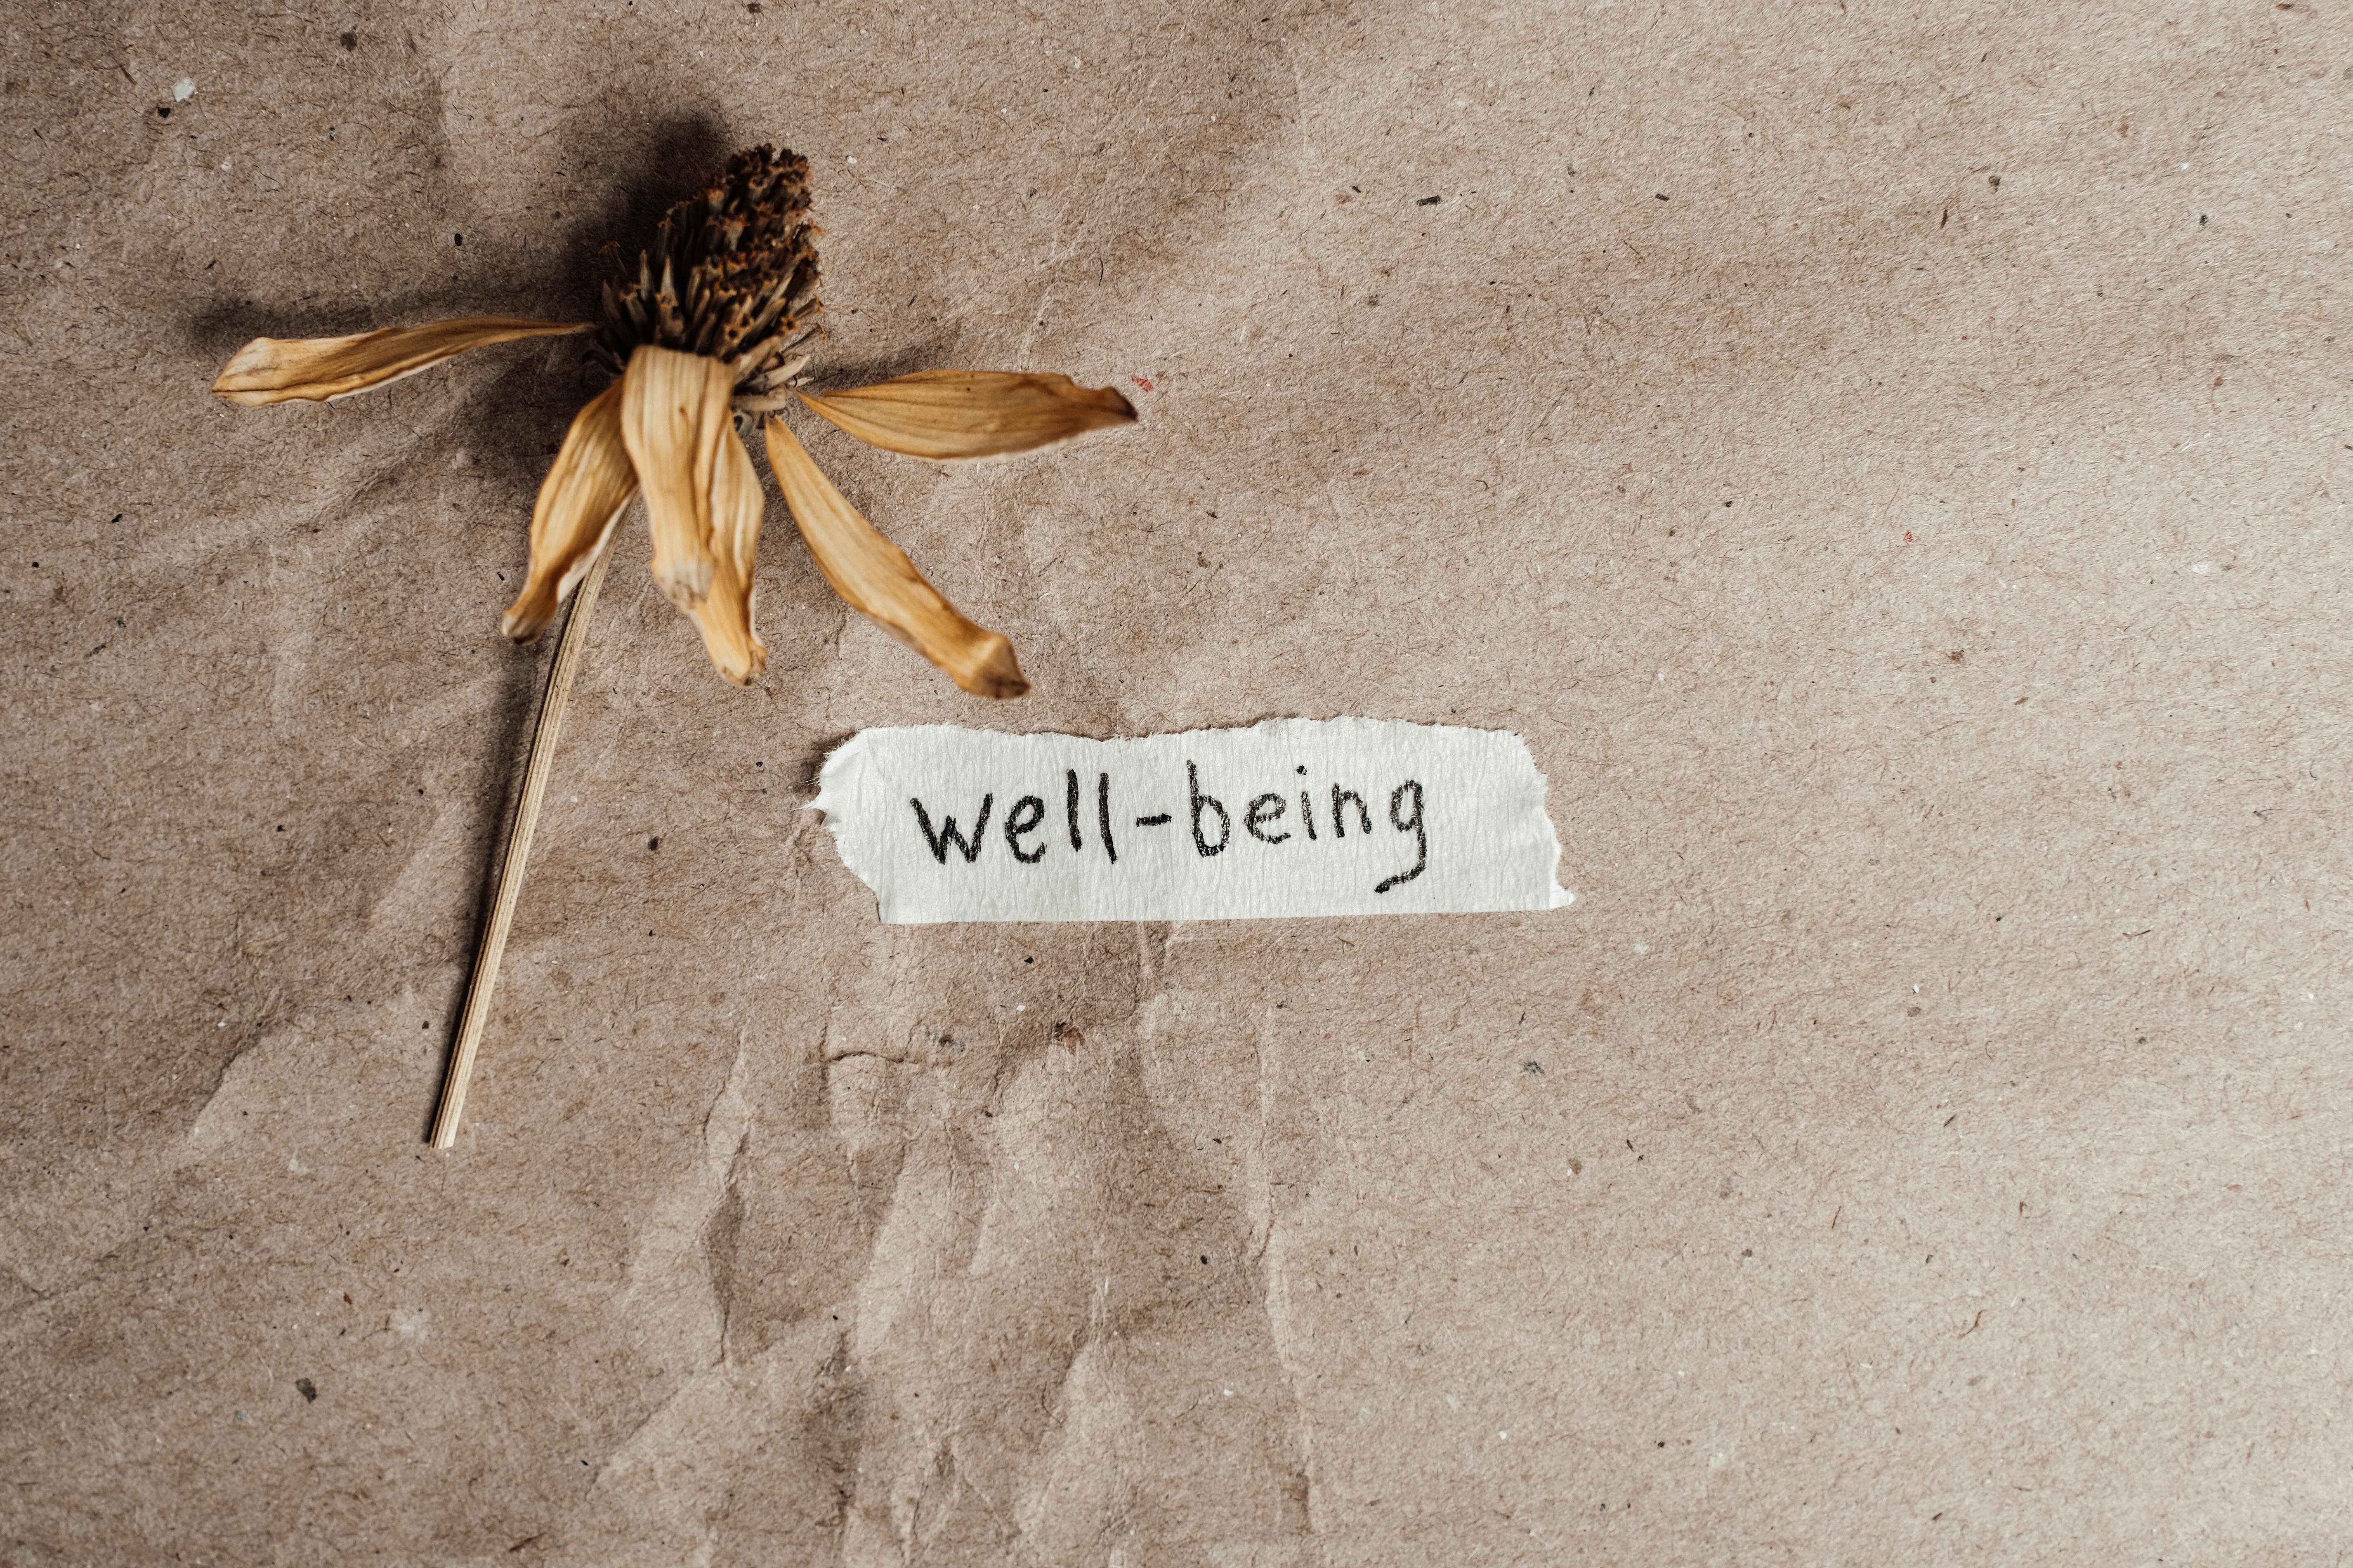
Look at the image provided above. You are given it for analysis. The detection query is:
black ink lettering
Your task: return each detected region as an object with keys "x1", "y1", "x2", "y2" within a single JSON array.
[
  {"x1": 1096, "y1": 772, "x2": 1117, "y2": 863},
  {"x1": 1065, "y1": 769, "x2": 1083, "y2": 852},
  {"x1": 1331, "y1": 785, "x2": 1371, "y2": 838},
  {"x1": 1245, "y1": 792, "x2": 1290, "y2": 843},
  {"x1": 1005, "y1": 795, "x2": 1048, "y2": 863},
  {"x1": 1300, "y1": 791, "x2": 1317, "y2": 839},
  {"x1": 1375, "y1": 779, "x2": 1426, "y2": 893},
  {"x1": 1136, "y1": 812, "x2": 1172, "y2": 826},
  {"x1": 1189, "y1": 761, "x2": 1230, "y2": 857},
  {"x1": 911, "y1": 795, "x2": 993, "y2": 864}
]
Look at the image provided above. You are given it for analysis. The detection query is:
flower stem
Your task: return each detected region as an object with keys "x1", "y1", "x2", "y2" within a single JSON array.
[{"x1": 430, "y1": 545, "x2": 614, "y2": 1148}]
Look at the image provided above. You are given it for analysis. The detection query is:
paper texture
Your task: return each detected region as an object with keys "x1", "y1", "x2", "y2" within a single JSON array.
[
  {"x1": 815, "y1": 720, "x2": 1573, "y2": 922},
  {"x1": 4, "y1": 1, "x2": 2344, "y2": 1563}
]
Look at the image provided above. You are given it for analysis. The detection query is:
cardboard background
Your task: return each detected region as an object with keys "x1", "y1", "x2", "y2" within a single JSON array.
[{"x1": 4, "y1": 0, "x2": 2346, "y2": 1560}]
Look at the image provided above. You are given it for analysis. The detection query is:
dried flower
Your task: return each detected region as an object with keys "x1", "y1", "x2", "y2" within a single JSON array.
[
  {"x1": 212, "y1": 147, "x2": 1138, "y2": 1147},
  {"x1": 213, "y1": 144, "x2": 1135, "y2": 694}
]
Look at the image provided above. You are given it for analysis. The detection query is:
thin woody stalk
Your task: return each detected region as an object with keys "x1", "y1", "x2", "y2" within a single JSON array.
[{"x1": 430, "y1": 544, "x2": 614, "y2": 1148}]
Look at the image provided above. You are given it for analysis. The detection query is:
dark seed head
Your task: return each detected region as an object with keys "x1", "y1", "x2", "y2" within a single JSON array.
[{"x1": 591, "y1": 144, "x2": 823, "y2": 389}]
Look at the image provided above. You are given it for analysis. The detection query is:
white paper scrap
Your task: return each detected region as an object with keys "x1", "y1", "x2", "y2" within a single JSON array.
[{"x1": 811, "y1": 719, "x2": 1574, "y2": 924}]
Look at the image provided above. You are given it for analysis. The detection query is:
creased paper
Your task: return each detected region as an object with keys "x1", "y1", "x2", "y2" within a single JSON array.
[{"x1": 812, "y1": 719, "x2": 1574, "y2": 924}]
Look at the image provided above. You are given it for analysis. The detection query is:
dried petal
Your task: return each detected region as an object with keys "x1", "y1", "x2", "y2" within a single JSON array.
[
  {"x1": 798, "y1": 370, "x2": 1136, "y2": 461},
  {"x1": 618, "y1": 345, "x2": 768, "y2": 684},
  {"x1": 211, "y1": 318, "x2": 587, "y2": 406},
  {"x1": 502, "y1": 384, "x2": 637, "y2": 642},
  {"x1": 618, "y1": 345, "x2": 730, "y2": 609},
  {"x1": 689, "y1": 421, "x2": 769, "y2": 685},
  {"x1": 763, "y1": 415, "x2": 1028, "y2": 699}
]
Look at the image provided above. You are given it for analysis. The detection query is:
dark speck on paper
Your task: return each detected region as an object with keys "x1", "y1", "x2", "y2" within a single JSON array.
[{"x1": 1416, "y1": 195, "x2": 1442, "y2": 206}]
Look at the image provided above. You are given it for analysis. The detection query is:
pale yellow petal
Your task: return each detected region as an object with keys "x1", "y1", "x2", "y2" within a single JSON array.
[
  {"x1": 211, "y1": 317, "x2": 587, "y2": 406},
  {"x1": 797, "y1": 370, "x2": 1136, "y2": 461},
  {"x1": 684, "y1": 422, "x2": 768, "y2": 686},
  {"x1": 763, "y1": 415, "x2": 1028, "y2": 699},
  {"x1": 618, "y1": 345, "x2": 730, "y2": 611},
  {"x1": 502, "y1": 383, "x2": 637, "y2": 642},
  {"x1": 617, "y1": 345, "x2": 768, "y2": 685}
]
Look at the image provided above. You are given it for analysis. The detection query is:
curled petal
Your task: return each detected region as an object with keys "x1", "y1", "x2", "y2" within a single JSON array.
[
  {"x1": 503, "y1": 383, "x2": 637, "y2": 642},
  {"x1": 618, "y1": 345, "x2": 768, "y2": 684},
  {"x1": 763, "y1": 415, "x2": 1028, "y2": 699},
  {"x1": 211, "y1": 318, "x2": 587, "y2": 406},
  {"x1": 798, "y1": 370, "x2": 1136, "y2": 460},
  {"x1": 689, "y1": 421, "x2": 769, "y2": 686}
]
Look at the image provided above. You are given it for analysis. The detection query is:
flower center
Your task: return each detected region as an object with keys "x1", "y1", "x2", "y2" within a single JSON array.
[{"x1": 590, "y1": 144, "x2": 822, "y2": 398}]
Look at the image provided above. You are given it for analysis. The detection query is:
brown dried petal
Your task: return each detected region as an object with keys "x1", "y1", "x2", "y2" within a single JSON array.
[
  {"x1": 763, "y1": 415, "x2": 1028, "y2": 699},
  {"x1": 502, "y1": 383, "x2": 637, "y2": 642},
  {"x1": 618, "y1": 345, "x2": 768, "y2": 684},
  {"x1": 211, "y1": 318, "x2": 587, "y2": 406},
  {"x1": 798, "y1": 370, "x2": 1137, "y2": 461}
]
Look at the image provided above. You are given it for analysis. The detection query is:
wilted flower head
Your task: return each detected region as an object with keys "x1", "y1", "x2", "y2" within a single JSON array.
[
  {"x1": 214, "y1": 144, "x2": 1135, "y2": 695},
  {"x1": 585, "y1": 144, "x2": 821, "y2": 387}
]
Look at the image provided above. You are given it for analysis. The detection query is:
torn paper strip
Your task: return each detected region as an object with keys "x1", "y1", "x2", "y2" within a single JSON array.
[{"x1": 811, "y1": 718, "x2": 1574, "y2": 924}]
